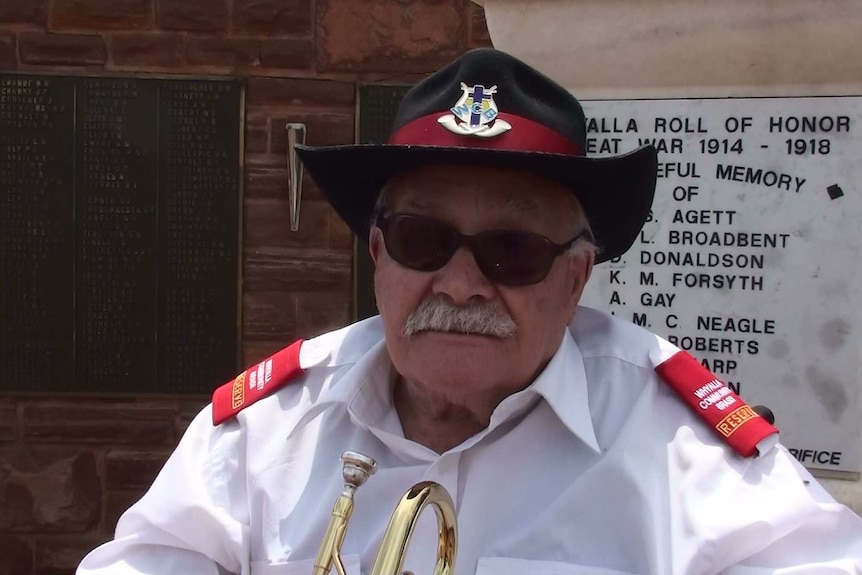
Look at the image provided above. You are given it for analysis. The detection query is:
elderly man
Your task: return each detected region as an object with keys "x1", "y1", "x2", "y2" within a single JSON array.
[{"x1": 79, "y1": 49, "x2": 862, "y2": 574}]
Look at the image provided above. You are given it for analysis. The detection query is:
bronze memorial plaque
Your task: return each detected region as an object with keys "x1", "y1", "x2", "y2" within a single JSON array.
[{"x1": 0, "y1": 74, "x2": 243, "y2": 395}]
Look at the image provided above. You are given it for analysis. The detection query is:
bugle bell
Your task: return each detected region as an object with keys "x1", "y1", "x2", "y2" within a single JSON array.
[{"x1": 312, "y1": 451, "x2": 458, "y2": 575}]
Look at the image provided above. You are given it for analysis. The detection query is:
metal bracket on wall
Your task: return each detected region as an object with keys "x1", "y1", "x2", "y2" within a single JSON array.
[{"x1": 286, "y1": 123, "x2": 307, "y2": 232}]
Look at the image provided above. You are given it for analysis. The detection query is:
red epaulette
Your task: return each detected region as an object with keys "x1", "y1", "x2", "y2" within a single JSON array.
[
  {"x1": 656, "y1": 350, "x2": 778, "y2": 458},
  {"x1": 212, "y1": 339, "x2": 306, "y2": 425}
]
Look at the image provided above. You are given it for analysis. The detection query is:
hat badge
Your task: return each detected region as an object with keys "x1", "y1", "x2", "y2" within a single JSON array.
[{"x1": 437, "y1": 82, "x2": 513, "y2": 138}]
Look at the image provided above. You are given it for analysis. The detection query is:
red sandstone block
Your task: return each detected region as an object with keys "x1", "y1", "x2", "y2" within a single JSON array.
[
  {"x1": 470, "y1": 3, "x2": 492, "y2": 48},
  {"x1": 22, "y1": 403, "x2": 176, "y2": 445},
  {"x1": 110, "y1": 32, "x2": 185, "y2": 68},
  {"x1": 51, "y1": 0, "x2": 153, "y2": 30},
  {"x1": 243, "y1": 339, "x2": 295, "y2": 370},
  {"x1": 0, "y1": 447, "x2": 100, "y2": 532},
  {"x1": 244, "y1": 165, "x2": 287, "y2": 198},
  {"x1": 259, "y1": 37, "x2": 313, "y2": 70},
  {"x1": 18, "y1": 32, "x2": 106, "y2": 66},
  {"x1": 0, "y1": 0, "x2": 47, "y2": 25},
  {"x1": 270, "y1": 111, "x2": 354, "y2": 153},
  {"x1": 33, "y1": 534, "x2": 106, "y2": 575},
  {"x1": 175, "y1": 399, "x2": 209, "y2": 435},
  {"x1": 233, "y1": 0, "x2": 311, "y2": 36},
  {"x1": 0, "y1": 534, "x2": 33, "y2": 575},
  {"x1": 105, "y1": 450, "x2": 170, "y2": 490},
  {"x1": 246, "y1": 76, "x2": 354, "y2": 107},
  {"x1": 295, "y1": 290, "x2": 351, "y2": 338},
  {"x1": 104, "y1": 490, "x2": 143, "y2": 533},
  {"x1": 242, "y1": 164, "x2": 325, "y2": 215},
  {"x1": 244, "y1": 166, "x2": 323, "y2": 202},
  {"x1": 329, "y1": 210, "x2": 354, "y2": 249},
  {"x1": 186, "y1": 36, "x2": 259, "y2": 68},
  {"x1": 0, "y1": 402, "x2": 15, "y2": 442},
  {"x1": 245, "y1": 113, "x2": 269, "y2": 154},
  {"x1": 0, "y1": 33, "x2": 15, "y2": 70},
  {"x1": 316, "y1": 0, "x2": 466, "y2": 73},
  {"x1": 245, "y1": 153, "x2": 287, "y2": 169},
  {"x1": 243, "y1": 291, "x2": 298, "y2": 341},
  {"x1": 244, "y1": 247, "x2": 352, "y2": 293},
  {"x1": 244, "y1": 197, "x2": 331, "y2": 249},
  {"x1": 157, "y1": 0, "x2": 228, "y2": 32}
]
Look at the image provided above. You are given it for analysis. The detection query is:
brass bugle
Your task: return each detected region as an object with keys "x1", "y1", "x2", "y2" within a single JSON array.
[{"x1": 312, "y1": 451, "x2": 458, "y2": 575}]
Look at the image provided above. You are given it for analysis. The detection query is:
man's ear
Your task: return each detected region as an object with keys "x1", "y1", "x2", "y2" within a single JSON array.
[
  {"x1": 568, "y1": 250, "x2": 594, "y2": 311},
  {"x1": 577, "y1": 251, "x2": 594, "y2": 295},
  {"x1": 369, "y1": 227, "x2": 383, "y2": 265}
]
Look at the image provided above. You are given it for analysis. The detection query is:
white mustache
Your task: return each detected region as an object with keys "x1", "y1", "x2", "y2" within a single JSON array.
[{"x1": 403, "y1": 296, "x2": 517, "y2": 338}]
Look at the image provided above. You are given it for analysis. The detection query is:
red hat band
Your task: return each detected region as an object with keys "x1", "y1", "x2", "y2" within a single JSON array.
[{"x1": 389, "y1": 112, "x2": 584, "y2": 157}]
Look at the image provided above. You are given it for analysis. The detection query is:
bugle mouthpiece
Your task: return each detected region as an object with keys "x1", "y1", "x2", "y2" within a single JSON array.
[{"x1": 341, "y1": 451, "x2": 377, "y2": 489}]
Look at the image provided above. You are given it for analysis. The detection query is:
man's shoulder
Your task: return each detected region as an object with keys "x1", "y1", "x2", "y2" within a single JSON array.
[
  {"x1": 211, "y1": 316, "x2": 386, "y2": 425},
  {"x1": 571, "y1": 306, "x2": 778, "y2": 459},
  {"x1": 569, "y1": 305, "x2": 671, "y2": 368}
]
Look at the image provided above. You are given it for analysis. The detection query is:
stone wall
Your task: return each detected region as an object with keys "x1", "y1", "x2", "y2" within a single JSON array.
[{"x1": 0, "y1": 1, "x2": 491, "y2": 572}]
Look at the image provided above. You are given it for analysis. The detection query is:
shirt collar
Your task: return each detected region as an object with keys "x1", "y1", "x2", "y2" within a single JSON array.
[
  {"x1": 291, "y1": 325, "x2": 601, "y2": 454},
  {"x1": 286, "y1": 338, "x2": 390, "y2": 441},
  {"x1": 525, "y1": 329, "x2": 601, "y2": 453}
]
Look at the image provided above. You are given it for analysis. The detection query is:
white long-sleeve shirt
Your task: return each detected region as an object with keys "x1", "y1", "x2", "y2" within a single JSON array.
[{"x1": 78, "y1": 307, "x2": 862, "y2": 574}]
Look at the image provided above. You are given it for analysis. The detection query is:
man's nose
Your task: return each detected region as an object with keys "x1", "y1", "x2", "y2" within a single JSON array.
[{"x1": 430, "y1": 246, "x2": 496, "y2": 305}]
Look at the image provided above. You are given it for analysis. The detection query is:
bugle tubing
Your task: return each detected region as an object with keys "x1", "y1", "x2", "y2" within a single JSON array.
[{"x1": 312, "y1": 451, "x2": 458, "y2": 575}]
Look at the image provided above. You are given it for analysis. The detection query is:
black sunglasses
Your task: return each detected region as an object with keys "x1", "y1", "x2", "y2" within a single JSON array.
[{"x1": 376, "y1": 213, "x2": 590, "y2": 287}]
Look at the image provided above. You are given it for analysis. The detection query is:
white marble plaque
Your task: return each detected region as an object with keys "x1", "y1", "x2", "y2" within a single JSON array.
[{"x1": 579, "y1": 96, "x2": 862, "y2": 473}]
